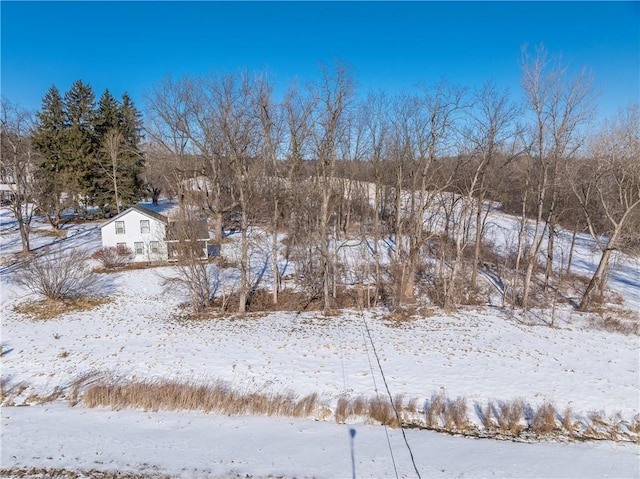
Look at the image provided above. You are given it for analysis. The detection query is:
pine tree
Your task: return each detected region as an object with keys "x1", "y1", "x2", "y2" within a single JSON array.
[
  {"x1": 32, "y1": 85, "x2": 69, "y2": 228},
  {"x1": 63, "y1": 80, "x2": 97, "y2": 211},
  {"x1": 95, "y1": 89, "x2": 121, "y2": 142},
  {"x1": 33, "y1": 82, "x2": 146, "y2": 218},
  {"x1": 118, "y1": 93, "x2": 145, "y2": 204},
  {"x1": 119, "y1": 93, "x2": 143, "y2": 148}
]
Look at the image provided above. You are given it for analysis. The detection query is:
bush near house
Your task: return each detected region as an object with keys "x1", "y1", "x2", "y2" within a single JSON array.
[{"x1": 92, "y1": 246, "x2": 133, "y2": 269}]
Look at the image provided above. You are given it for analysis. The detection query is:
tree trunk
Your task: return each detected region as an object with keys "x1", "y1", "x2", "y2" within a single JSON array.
[
  {"x1": 471, "y1": 196, "x2": 484, "y2": 289},
  {"x1": 238, "y1": 186, "x2": 249, "y2": 313},
  {"x1": 320, "y1": 182, "x2": 331, "y2": 311},
  {"x1": 272, "y1": 198, "x2": 280, "y2": 305},
  {"x1": 566, "y1": 223, "x2": 578, "y2": 274},
  {"x1": 18, "y1": 214, "x2": 31, "y2": 254},
  {"x1": 544, "y1": 220, "x2": 555, "y2": 293},
  {"x1": 579, "y1": 247, "x2": 612, "y2": 311},
  {"x1": 112, "y1": 159, "x2": 120, "y2": 214}
]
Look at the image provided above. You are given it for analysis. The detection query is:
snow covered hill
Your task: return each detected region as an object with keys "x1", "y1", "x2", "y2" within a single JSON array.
[{"x1": 1, "y1": 206, "x2": 638, "y2": 478}]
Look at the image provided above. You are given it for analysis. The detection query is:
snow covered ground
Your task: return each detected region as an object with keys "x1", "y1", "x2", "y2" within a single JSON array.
[
  {"x1": 3, "y1": 404, "x2": 639, "y2": 478},
  {"x1": 1, "y1": 206, "x2": 639, "y2": 478}
]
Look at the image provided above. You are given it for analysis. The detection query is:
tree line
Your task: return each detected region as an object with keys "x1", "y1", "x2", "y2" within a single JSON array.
[
  {"x1": 1, "y1": 79, "x2": 145, "y2": 241},
  {"x1": 2, "y1": 46, "x2": 638, "y2": 314}
]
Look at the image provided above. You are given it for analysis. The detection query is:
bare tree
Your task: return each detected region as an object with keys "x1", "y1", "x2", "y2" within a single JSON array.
[
  {"x1": 147, "y1": 74, "x2": 243, "y2": 250},
  {"x1": 360, "y1": 92, "x2": 390, "y2": 302},
  {"x1": 15, "y1": 248, "x2": 97, "y2": 300},
  {"x1": 569, "y1": 104, "x2": 640, "y2": 310},
  {"x1": 254, "y1": 74, "x2": 286, "y2": 304},
  {"x1": 461, "y1": 81, "x2": 521, "y2": 291},
  {"x1": 309, "y1": 62, "x2": 355, "y2": 311},
  {"x1": 163, "y1": 206, "x2": 218, "y2": 313},
  {"x1": 518, "y1": 45, "x2": 594, "y2": 310},
  {"x1": 98, "y1": 127, "x2": 134, "y2": 214},
  {"x1": 0, "y1": 98, "x2": 36, "y2": 254},
  {"x1": 281, "y1": 82, "x2": 318, "y2": 303},
  {"x1": 387, "y1": 82, "x2": 466, "y2": 308},
  {"x1": 213, "y1": 73, "x2": 262, "y2": 312}
]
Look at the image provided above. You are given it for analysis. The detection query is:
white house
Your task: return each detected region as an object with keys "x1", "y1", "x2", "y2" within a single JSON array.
[
  {"x1": 100, "y1": 205, "x2": 170, "y2": 262},
  {"x1": 100, "y1": 205, "x2": 212, "y2": 263}
]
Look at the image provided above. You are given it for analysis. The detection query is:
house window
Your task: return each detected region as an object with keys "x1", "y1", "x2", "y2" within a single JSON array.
[
  {"x1": 115, "y1": 221, "x2": 125, "y2": 235},
  {"x1": 150, "y1": 241, "x2": 159, "y2": 254},
  {"x1": 116, "y1": 242, "x2": 127, "y2": 254},
  {"x1": 134, "y1": 242, "x2": 144, "y2": 255},
  {"x1": 140, "y1": 220, "x2": 150, "y2": 234}
]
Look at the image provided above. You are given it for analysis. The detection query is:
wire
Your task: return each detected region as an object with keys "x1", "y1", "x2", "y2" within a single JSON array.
[
  {"x1": 360, "y1": 315, "x2": 399, "y2": 479},
  {"x1": 361, "y1": 311, "x2": 422, "y2": 479}
]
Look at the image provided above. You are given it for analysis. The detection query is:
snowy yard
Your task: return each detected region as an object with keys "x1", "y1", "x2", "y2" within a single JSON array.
[{"x1": 1, "y1": 207, "x2": 638, "y2": 478}]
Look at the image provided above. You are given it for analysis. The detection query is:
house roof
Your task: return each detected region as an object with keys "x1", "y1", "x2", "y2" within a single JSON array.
[{"x1": 100, "y1": 205, "x2": 169, "y2": 229}]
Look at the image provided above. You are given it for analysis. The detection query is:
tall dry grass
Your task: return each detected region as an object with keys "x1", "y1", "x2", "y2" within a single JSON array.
[
  {"x1": 72, "y1": 378, "x2": 640, "y2": 443},
  {"x1": 497, "y1": 399, "x2": 525, "y2": 435},
  {"x1": 84, "y1": 378, "x2": 326, "y2": 419},
  {"x1": 335, "y1": 394, "x2": 397, "y2": 427},
  {"x1": 425, "y1": 391, "x2": 469, "y2": 431},
  {"x1": 532, "y1": 402, "x2": 558, "y2": 435}
]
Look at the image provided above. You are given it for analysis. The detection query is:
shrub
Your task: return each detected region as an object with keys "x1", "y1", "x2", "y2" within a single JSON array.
[
  {"x1": 14, "y1": 248, "x2": 97, "y2": 301},
  {"x1": 497, "y1": 399, "x2": 525, "y2": 435},
  {"x1": 92, "y1": 246, "x2": 132, "y2": 269},
  {"x1": 425, "y1": 391, "x2": 447, "y2": 428},
  {"x1": 482, "y1": 401, "x2": 496, "y2": 430},
  {"x1": 532, "y1": 402, "x2": 558, "y2": 435},
  {"x1": 368, "y1": 396, "x2": 398, "y2": 427},
  {"x1": 444, "y1": 397, "x2": 469, "y2": 431},
  {"x1": 561, "y1": 406, "x2": 577, "y2": 437}
]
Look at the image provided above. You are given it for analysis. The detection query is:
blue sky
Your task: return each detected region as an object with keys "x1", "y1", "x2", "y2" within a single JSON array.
[{"x1": 2, "y1": 1, "x2": 638, "y2": 122}]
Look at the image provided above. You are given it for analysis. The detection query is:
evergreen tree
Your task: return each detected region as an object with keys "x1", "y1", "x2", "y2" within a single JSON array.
[
  {"x1": 33, "y1": 81, "x2": 146, "y2": 218},
  {"x1": 32, "y1": 85, "x2": 69, "y2": 228},
  {"x1": 95, "y1": 89, "x2": 121, "y2": 142},
  {"x1": 63, "y1": 80, "x2": 97, "y2": 210},
  {"x1": 118, "y1": 93, "x2": 145, "y2": 204},
  {"x1": 119, "y1": 93, "x2": 144, "y2": 148}
]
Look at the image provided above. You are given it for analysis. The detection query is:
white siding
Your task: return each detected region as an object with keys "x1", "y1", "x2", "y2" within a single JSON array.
[{"x1": 101, "y1": 210, "x2": 168, "y2": 262}]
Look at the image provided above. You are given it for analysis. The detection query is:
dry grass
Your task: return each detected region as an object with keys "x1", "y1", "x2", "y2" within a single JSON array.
[
  {"x1": 561, "y1": 406, "x2": 578, "y2": 438},
  {"x1": 0, "y1": 377, "x2": 8, "y2": 403},
  {"x1": 444, "y1": 396, "x2": 469, "y2": 431},
  {"x1": 368, "y1": 396, "x2": 398, "y2": 427},
  {"x1": 214, "y1": 288, "x2": 322, "y2": 313},
  {"x1": 335, "y1": 394, "x2": 399, "y2": 427},
  {"x1": 582, "y1": 410, "x2": 610, "y2": 440},
  {"x1": 383, "y1": 308, "x2": 419, "y2": 323},
  {"x1": 532, "y1": 402, "x2": 558, "y2": 435},
  {"x1": 335, "y1": 394, "x2": 367, "y2": 423},
  {"x1": 406, "y1": 397, "x2": 419, "y2": 413},
  {"x1": 425, "y1": 391, "x2": 447, "y2": 428},
  {"x1": 0, "y1": 380, "x2": 28, "y2": 406},
  {"x1": 83, "y1": 378, "x2": 328, "y2": 419},
  {"x1": 77, "y1": 379, "x2": 638, "y2": 442},
  {"x1": 4, "y1": 374, "x2": 639, "y2": 443},
  {"x1": 629, "y1": 415, "x2": 640, "y2": 435},
  {"x1": 496, "y1": 399, "x2": 525, "y2": 435},
  {"x1": 27, "y1": 386, "x2": 64, "y2": 405},
  {"x1": 587, "y1": 313, "x2": 639, "y2": 336},
  {"x1": 14, "y1": 298, "x2": 109, "y2": 320},
  {"x1": 425, "y1": 391, "x2": 469, "y2": 431},
  {"x1": 0, "y1": 468, "x2": 173, "y2": 479},
  {"x1": 482, "y1": 401, "x2": 496, "y2": 430}
]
